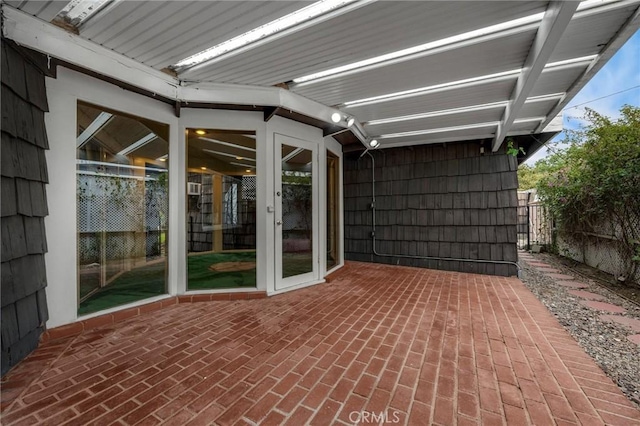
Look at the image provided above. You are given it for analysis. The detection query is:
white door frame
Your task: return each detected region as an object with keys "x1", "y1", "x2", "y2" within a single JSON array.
[{"x1": 274, "y1": 133, "x2": 319, "y2": 291}]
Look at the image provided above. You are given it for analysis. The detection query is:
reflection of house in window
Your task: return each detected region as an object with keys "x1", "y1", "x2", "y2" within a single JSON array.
[
  {"x1": 186, "y1": 129, "x2": 257, "y2": 290},
  {"x1": 76, "y1": 102, "x2": 169, "y2": 315}
]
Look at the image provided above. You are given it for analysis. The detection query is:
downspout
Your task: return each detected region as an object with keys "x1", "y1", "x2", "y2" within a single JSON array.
[{"x1": 365, "y1": 151, "x2": 521, "y2": 278}]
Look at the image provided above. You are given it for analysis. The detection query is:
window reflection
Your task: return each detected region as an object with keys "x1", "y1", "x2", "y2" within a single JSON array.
[
  {"x1": 76, "y1": 102, "x2": 169, "y2": 315},
  {"x1": 187, "y1": 129, "x2": 257, "y2": 289}
]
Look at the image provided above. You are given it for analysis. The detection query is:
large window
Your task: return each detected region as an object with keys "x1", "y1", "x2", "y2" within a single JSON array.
[
  {"x1": 76, "y1": 102, "x2": 169, "y2": 315},
  {"x1": 186, "y1": 129, "x2": 257, "y2": 290}
]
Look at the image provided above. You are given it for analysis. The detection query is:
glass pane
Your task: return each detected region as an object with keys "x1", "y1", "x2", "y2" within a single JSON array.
[
  {"x1": 187, "y1": 129, "x2": 257, "y2": 289},
  {"x1": 76, "y1": 102, "x2": 169, "y2": 315},
  {"x1": 327, "y1": 150, "x2": 339, "y2": 269},
  {"x1": 281, "y1": 144, "x2": 313, "y2": 278}
]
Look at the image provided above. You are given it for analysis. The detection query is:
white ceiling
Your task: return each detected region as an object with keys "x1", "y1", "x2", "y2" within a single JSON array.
[{"x1": 6, "y1": 0, "x2": 640, "y2": 150}]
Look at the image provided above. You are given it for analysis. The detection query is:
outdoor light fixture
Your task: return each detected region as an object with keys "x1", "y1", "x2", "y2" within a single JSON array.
[
  {"x1": 195, "y1": 130, "x2": 206, "y2": 135},
  {"x1": 293, "y1": 12, "x2": 544, "y2": 85},
  {"x1": 199, "y1": 137, "x2": 256, "y2": 152},
  {"x1": 378, "y1": 122, "x2": 501, "y2": 139},
  {"x1": 543, "y1": 55, "x2": 598, "y2": 71},
  {"x1": 76, "y1": 112, "x2": 113, "y2": 148},
  {"x1": 514, "y1": 117, "x2": 546, "y2": 124},
  {"x1": 331, "y1": 112, "x2": 342, "y2": 123},
  {"x1": 231, "y1": 162, "x2": 256, "y2": 169},
  {"x1": 56, "y1": 0, "x2": 121, "y2": 27},
  {"x1": 202, "y1": 149, "x2": 256, "y2": 161},
  {"x1": 174, "y1": 0, "x2": 360, "y2": 69},
  {"x1": 525, "y1": 93, "x2": 565, "y2": 103},
  {"x1": 117, "y1": 133, "x2": 157, "y2": 156},
  {"x1": 369, "y1": 139, "x2": 379, "y2": 148},
  {"x1": 345, "y1": 116, "x2": 355, "y2": 127},
  {"x1": 365, "y1": 101, "x2": 509, "y2": 126},
  {"x1": 343, "y1": 69, "x2": 521, "y2": 107}
]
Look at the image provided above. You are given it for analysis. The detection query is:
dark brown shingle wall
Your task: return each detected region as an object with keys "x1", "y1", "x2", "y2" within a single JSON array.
[
  {"x1": 1, "y1": 40, "x2": 50, "y2": 376},
  {"x1": 344, "y1": 142, "x2": 518, "y2": 276}
]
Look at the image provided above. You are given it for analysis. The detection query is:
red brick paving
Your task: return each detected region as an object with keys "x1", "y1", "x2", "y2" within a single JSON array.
[
  {"x1": 599, "y1": 315, "x2": 640, "y2": 332},
  {"x1": 2, "y1": 262, "x2": 639, "y2": 425},
  {"x1": 628, "y1": 335, "x2": 640, "y2": 345}
]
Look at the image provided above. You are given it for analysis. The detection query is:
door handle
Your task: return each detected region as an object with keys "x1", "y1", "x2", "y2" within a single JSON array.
[{"x1": 276, "y1": 220, "x2": 282, "y2": 225}]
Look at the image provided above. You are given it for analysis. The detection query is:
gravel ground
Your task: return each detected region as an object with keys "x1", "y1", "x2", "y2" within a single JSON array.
[{"x1": 518, "y1": 252, "x2": 640, "y2": 409}]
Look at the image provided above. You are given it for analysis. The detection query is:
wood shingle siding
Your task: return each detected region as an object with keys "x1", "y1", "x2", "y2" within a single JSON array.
[
  {"x1": 1, "y1": 40, "x2": 50, "y2": 376},
  {"x1": 343, "y1": 141, "x2": 518, "y2": 277}
]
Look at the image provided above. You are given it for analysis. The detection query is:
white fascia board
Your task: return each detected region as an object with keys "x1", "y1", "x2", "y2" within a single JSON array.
[
  {"x1": 535, "y1": 4, "x2": 640, "y2": 133},
  {"x1": 492, "y1": 1, "x2": 578, "y2": 152},
  {"x1": 1, "y1": 5, "x2": 180, "y2": 100},
  {"x1": 179, "y1": 81, "x2": 282, "y2": 107}
]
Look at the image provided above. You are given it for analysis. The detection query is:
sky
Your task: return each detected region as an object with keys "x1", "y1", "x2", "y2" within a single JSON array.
[{"x1": 524, "y1": 29, "x2": 640, "y2": 165}]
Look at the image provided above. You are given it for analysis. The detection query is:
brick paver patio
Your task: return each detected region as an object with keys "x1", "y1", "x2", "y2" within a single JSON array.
[{"x1": 2, "y1": 262, "x2": 639, "y2": 425}]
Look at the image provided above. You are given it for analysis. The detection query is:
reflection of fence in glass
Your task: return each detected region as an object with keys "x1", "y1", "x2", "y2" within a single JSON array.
[{"x1": 77, "y1": 167, "x2": 168, "y2": 261}]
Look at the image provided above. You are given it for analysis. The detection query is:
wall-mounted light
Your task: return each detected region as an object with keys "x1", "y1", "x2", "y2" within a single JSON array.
[
  {"x1": 331, "y1": 112, "x2": 342, "y2": 123},
  {"x1": 345, "y1": 115, "x2": 355, "y2": 127},
  {"x1": 369, "y1": 139, "x2": 379, "y2": 148}
]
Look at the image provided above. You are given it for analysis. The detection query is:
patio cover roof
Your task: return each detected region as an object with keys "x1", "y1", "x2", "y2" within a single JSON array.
[{"x1": 3, "y1": 0, "x2": 639, "y2": 158}]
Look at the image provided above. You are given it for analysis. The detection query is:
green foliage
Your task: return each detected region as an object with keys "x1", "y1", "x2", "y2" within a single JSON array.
[
  {"x1": 518, "y1": 163, "x2": 545, "y2": 190},
  {"x1": 506, "y1": 139, "x2": 525, "y2": 157},
  {"x1": 536, "y1": 105, "x2": 640, "y2": 280}
]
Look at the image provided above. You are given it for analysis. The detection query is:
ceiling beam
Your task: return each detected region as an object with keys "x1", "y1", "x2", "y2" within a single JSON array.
[
  {"x1": 492, "y1": 1, "x2": 578, "y2": 152},
  {"x1": 535, "y1": 4, "x2": 640, "y2": 134}
]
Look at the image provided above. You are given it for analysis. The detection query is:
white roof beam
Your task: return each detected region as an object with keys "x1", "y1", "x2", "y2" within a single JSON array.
[
  {"x1": 492, "y1": 1, "x2": 578, "y2": 152},
  {"x1": 535, "y1": 3, "x2": 640, "y2": 133}
]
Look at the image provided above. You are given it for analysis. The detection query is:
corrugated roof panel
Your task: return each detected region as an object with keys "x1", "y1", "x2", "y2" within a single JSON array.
[
  {"x1": 550, "y1": 5, "x2": 638, "y2": 62},
  {"x1": 530, "y1": 66, "x2": 588, "y2": 98},
  {"x1": 508, "y1": 121, "x2": 541, "y2": 135},
  {"x1": 380, "y1": 125, "x2": 498, "y2": 147},
  {"x1": 81, "y1": 1, "x2": 308, "y2": 69},
  {"x1": 346, "y1": 78, "x2": 516, "y2": 123},
  {"x1": 187, "y1": 1, "x2": 548, "y2": 84},
  {"x1": 293, "y1": 30, "x2": 535, "y2": 106},
  {"x1": 12, "y1": 0, "x2": 67, "y2": 21},
  {"x1": 365, "y1": 108, "x2": 504, "y2": 137},
  {"x1": 519, "y1": 99, "x2": 560, "y2": 119}
]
